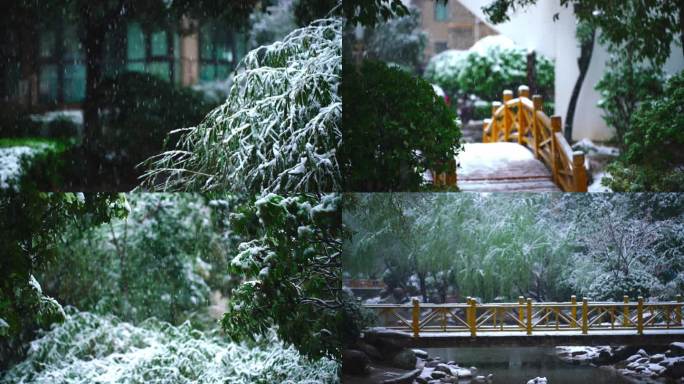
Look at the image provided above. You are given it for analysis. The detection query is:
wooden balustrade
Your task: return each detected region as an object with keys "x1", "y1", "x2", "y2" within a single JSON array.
[
  {"x1": 483, "y1": 85, "x2": 588, "y2": 192},
  {"x1": 365, "y1": 294, "x2": 684, "y2": 337}
]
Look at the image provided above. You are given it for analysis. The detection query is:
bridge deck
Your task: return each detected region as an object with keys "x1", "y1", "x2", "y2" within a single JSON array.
[
  {"x1": 457, "y1": 142, "x2": 560, "y2": 192},
  {"x1": 364, "y1": 329, "x2": 684, "y2": 348}
]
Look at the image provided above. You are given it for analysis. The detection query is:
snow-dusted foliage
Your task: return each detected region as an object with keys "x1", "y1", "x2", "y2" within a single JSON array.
[
  {"x1": 423, "y1": 49, "x2": 468, "y2": 94},
  {"x1": 141, "y1": 18, "x2": 341, "y2": 193},
  {"x1": 424, "y1": 35, "x2": 554, "y2": 100},
  {"x1": 0, "y1": 145, "x2": 52, "y2": 191},
  {"x1": 1, "y1": 309, "x2": 339, "y2": 384}
]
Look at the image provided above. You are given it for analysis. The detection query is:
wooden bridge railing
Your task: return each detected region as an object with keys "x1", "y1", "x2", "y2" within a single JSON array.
[
  {"x1": 364, "y1": 295, "x2": 684, "y2": 338},
  {"x1": 482, "y1": 85, "x2": 588, "y2": 192}
]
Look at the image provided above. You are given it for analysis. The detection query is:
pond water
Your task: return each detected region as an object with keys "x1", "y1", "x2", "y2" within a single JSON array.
[{"x1": 425, "y1": 347, "x2": 638, "y2": 384}]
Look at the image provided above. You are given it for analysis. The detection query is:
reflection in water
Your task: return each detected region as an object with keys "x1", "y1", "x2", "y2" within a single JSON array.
[{"x1": 425, "y1": 347, "x2": 636, "y2": 384}]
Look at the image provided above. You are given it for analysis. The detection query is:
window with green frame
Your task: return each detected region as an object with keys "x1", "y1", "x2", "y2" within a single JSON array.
[
  {"x1": 199, "y1": 22, "x2": 245, "y2": 82},
  {"x1": 434, "y1": 1, "x2": 449, "y2": 22},
  {"x1": 38, "y1": 25, "x2": 86, "y2": 104},
  {"x1": 126, "y1": 22, "x2": 180, "y2": 83}
]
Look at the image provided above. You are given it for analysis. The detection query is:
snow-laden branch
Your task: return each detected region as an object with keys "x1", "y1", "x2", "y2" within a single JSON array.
[{"x1": 140, "y1": 18, "x2": 342, "y2": 193}]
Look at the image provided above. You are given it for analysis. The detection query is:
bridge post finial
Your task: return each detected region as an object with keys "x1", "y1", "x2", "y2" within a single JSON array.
[
  {"x1": 468, "y1": 298, "x2": 477, "y2": 337},
  {"x1": 570, "y1": 295, "x2": 577, "y2": 328},
  {"x1": 572, "y1": 151, "x2": 588, "y2": 192},
  {"x1": 637, "y1": 296, "x2": 644, "y2": 335},
  {"x1": 581, "y1": 297, "x2": 589, "y2": 335},
  {"x1": 623, "y1": 295, "x2": 630, "y2": 327},
  {"x1": 526, "y1": 298, "x2": 533, "y2": 335},
  {"x1": 532, "y1": 95, "x2": 543, "y2": 159},
  {"x1": 518, "y1": 85, "x2": 530, "y2": 99},
  {"x1": 411, "y1": 298, "x2": 420, "y2": 338},
  {"x1": 550, "y1": 116, "x2": 562, "y2": 184},
  {"x1": 503, "y1": 90, "x2": 513, "y2": 142}
]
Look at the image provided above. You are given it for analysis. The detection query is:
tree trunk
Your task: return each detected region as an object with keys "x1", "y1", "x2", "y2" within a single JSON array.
[
  {"x1": 564, "y1": 28, "x2": 595, "y2": 142},
  {"x1": 82, "y1": 22, "x2": 106, "y2": 152},
  {"x1": 417, "y1": 272, "x2": 428, "y2": 303}
]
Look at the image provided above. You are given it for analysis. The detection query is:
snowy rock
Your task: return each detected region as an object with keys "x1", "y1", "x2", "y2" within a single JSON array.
[
  {"x1": 670, "y1": 342, "x2": 684, "y2": 356},
  {"x1": 527, "y1": 377, "x2": 547, "y2": 384},
  {"x1": 651, "y1": 354, "x2": 666, "y2": 363},
  {"x1": 413, "y1": 349, "x2": 429, "y2": 359}
]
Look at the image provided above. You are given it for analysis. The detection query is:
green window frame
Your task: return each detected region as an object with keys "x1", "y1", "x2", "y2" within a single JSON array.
[
  {"x1": 126, "y1": 22, "x2": 180, "y2": 83},
  {"x1": 199, "y1": 22, "x2": 243, "y2": 83},
  {"x1": 38, "y1": 24, "x2": 86, "y2": 104},
  {"x1": 434, "y1": 1, "x2": 449, "y2": 22}
]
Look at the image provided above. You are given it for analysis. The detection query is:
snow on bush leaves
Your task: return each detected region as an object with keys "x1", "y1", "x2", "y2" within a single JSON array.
[
  {"x1": 141, "y1": 18, "x2": 341, "y2": 193},
  {"x1": 1, "y1": 309, "x2": 339, "y2": 384}
]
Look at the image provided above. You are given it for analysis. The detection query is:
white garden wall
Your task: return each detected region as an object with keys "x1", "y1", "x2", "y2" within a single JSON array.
[{"x1": 457, "y1": 0, "x2": 684, "y2": 141}]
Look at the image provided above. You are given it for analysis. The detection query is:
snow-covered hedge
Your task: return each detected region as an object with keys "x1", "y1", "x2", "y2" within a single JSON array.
[
  {"x1": 424, "y1": 35, "x2": 554, "y2": 101},
  {"x1": 1, "y1": 309, "x2": 339, "y2": 384},
  {"x1": 142, "y1": 18, "x2": 341, "y2": 193}
]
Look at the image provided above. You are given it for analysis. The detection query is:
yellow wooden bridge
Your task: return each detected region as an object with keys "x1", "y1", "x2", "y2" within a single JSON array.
[
  {"x1": 363, "y1": 295, "x2": 684, "y2": 347},
  {"x1": 432, "y1": 85, "x2": 588, "y2": 193}
]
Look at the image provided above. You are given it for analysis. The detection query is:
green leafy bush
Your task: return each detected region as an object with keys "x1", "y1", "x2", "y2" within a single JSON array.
[
  {"x1": 424, "y1": 43, "x2": 554, "y2": 102},
  {"x1": 595, "y1": 59, "x2": 663, "y2": 147},
  {"x1": 222, "y1": 194, "x2": 342, "y2": 360},
  {"x1": 603, "y1": 70, "x2": 684, "y2": 191},
  {"x1": 342, "y1": 60, "x2": 462, "y2": 191},
  {"x1": 38, "y1": 194, "x2": 231, "y2": 326}
]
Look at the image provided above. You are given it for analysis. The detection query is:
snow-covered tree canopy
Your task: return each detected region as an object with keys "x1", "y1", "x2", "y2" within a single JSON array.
[{"x1": 141, "y1": 18, "x2": 341, "y2": 193}]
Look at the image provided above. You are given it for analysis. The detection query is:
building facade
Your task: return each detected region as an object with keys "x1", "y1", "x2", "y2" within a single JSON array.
[
  {"x1": 412, "y1": 0, "x2": 497, "y2": 60},
  {"x1": 4, "y1": 19, "x2": 247, "y2": 110}
]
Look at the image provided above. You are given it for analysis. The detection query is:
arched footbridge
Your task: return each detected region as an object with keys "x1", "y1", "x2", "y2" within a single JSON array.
[
  {"x1": 362, "y1": 296, "x2": 684, "y2": 348},
  {"x1": 431, "y1": 85, "x2": 588, "y2": 193}
]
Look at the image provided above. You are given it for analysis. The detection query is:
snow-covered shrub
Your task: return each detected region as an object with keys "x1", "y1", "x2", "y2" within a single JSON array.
[
  {"x1": 424, "y1": 36, "x2": 554, "y2": 102},
  {"x1": 1, "y1": 309, "x2": 339, "y2": 384},
  {"x1": 423, "y1": 49, "x2": 468, "y2": 96},
  {"x1": 141, "y1": 18, "x2": 342, "y2": 193},
  {"x1": 587, "y1": 271, "x2": 662, "y2": 301}
]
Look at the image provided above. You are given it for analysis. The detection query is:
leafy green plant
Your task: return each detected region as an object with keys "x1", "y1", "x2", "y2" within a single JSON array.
[
  {"x1": 221, "y1": 193, "x2": 341, "y2": 360},
  {"x1": 595, "y1": 58, "x2": 663, "y2": 148},
  {"x1": 342, "y1": 60, "x2": 462, "y2": 191},
  {"x1": 38, "y1": 194, "x2": 232, "y2": 326},
  {"x1": 603, "y1": 70, "x2": 684, "y2": 191}
]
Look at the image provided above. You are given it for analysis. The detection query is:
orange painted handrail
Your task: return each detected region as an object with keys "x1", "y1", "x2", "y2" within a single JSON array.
[
  {"x1": 483, "y1": 85, "x2": 588, "y2": 192},
  {"x1": 365, "y1": 294, "x2": 684, "y2": 337}
]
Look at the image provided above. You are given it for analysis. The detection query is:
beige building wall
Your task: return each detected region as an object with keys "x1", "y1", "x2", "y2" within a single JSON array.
[{"x1": 412, "y1": 0, "x2": 498, "y2": 61}]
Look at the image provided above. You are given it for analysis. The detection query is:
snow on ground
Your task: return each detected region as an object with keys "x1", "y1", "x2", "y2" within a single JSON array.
[
  {"x1": 0, "y1": 145, "x2": 51, "y2": 190},
  {"x1": 29, "y1": 110, "x2": 83, "y2": 126},
  {"x1": 1, "y1": 309, "x2": 339, "y2": 384}
]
